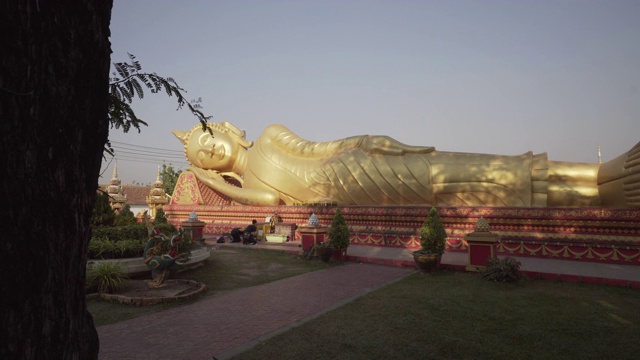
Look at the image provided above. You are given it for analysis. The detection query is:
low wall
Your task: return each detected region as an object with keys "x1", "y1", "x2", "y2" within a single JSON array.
[{"x1": 164, "y1": 204, "x2": 640, "y2": 267}]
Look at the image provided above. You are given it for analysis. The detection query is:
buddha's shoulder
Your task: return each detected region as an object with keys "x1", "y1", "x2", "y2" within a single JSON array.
[{"x1": 261, "y1": 123, "x2": 293, "y2": 136}]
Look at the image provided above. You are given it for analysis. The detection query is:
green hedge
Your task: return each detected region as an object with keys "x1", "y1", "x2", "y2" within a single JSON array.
[
  {"x1": 88, "y1": 223, "x2": 178, "y2": 260},
  {"x1": 91, "y1": 223, "x2": 176, "y2": 242}
]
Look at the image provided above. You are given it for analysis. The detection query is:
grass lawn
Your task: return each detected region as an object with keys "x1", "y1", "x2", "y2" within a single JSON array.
[
  {"x1": 232, "y1": 271, "x2": 640, "y2": 360},
  {"x1": 88, "y1": 246, "x2": 334, "y2": 326}
]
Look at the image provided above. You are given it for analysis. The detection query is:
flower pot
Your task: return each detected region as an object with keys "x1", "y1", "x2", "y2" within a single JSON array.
[
  {"x1": 413, "y1": 253, "x2": 440, "y2": 273},
  {"x1": 317, "y1": 246, "x2": 334, "y2": 263},
  {"x1": 332, "y1": 247, "x2": 347, "y2": 262}
]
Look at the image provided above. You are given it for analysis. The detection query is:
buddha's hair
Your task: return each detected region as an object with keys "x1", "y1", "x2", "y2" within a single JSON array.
[{"x1": 185, "y1": 122, "x2": 254, "y2": 149}]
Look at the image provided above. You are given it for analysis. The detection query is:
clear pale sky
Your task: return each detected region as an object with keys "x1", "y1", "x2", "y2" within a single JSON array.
[{"x1": 101, "y1": 0, "x2": 640, "y2": 185}]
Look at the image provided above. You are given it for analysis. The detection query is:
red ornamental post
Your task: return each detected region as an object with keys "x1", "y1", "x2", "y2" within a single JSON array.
[{"x1": 465, "y1": 217, "x2": 500, "y2": 272}]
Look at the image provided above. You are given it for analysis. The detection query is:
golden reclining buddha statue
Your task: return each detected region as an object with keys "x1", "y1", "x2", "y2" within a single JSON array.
[{"x1": 172, "y1": 122, "x2": 639, "y2": 208}]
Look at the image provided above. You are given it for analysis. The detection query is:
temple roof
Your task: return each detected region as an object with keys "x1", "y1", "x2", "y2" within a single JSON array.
[{"x1": 99, "y1": 185, "x2": 152, "y2": 205}]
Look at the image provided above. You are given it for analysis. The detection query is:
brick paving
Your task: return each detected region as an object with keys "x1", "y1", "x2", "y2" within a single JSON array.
[{"x1": 97, "y1": 263, "x2": 414, "y2": 360}]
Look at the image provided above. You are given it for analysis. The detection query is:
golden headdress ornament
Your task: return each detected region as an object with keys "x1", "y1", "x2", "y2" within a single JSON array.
[{"x1": 172, "y1": 121, "x2": 254, "y2": 150}]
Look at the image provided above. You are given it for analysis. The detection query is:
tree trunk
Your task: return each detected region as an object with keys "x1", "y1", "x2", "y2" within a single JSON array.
[{"x1": 1, "y1": 1, "x2": 113, "y2": 359}]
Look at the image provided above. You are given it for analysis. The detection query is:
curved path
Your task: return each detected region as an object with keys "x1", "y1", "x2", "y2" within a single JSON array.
[{"x1": 97, "y1": 263, "x2": 415, "y2": 360}]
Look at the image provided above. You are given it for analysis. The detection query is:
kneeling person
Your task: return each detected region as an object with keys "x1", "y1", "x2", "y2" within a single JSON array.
[
  {"x1": 230, "y1": 227, "x2": 243, "y2": 243},
  {"x1": 243, "y1": 220, "x2": 258, "y2": 245}
]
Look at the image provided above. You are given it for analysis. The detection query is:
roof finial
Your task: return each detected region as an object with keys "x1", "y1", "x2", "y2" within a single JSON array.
[
  {"x1": 157, "y1": 164, "x2": 161, "y2": 182},
  {"x1": 112, "y1": 159, "x2": 119, "y2": 179},
  {"x1": 598, "y1": 145, "x2": 602, "y2": 164}
]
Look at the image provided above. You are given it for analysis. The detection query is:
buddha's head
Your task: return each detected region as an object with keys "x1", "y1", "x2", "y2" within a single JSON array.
[{"x1": 173, "y1": 122, "x2": 253, "y2": 172}]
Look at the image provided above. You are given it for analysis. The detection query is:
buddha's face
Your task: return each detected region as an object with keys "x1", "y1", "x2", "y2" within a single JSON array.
[{"x1": 185, "y1": 128, "x2": 239, "y2": 171}]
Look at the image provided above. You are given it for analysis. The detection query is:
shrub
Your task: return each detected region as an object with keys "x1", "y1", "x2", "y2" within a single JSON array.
[
  {"x1": 88, "y1": 237, "x2": 116, "y2": 259},
  {"x1": 416, "y1": 207, "x2": 447, "y2": 255},
  {"x1": 114, "y1": 239, "x2": 145, "y2": 258},
  {"x1": 154, "y1": 208, "x2": 167, "y2": 224},
  {"x1": 92, "y1": 192, "x2": 115, "y2": 227},
  {"x1": 88, "y1": 224, "x2": 177, "y2": 260},
  {"x1": 86, "y1": 262, "x2": 127, "y2": 293},
  {"x1": 328, "y1": 209, "x2": 350, "y2": 249},
  {"x1": 114, "y1": 204, "x2": 136, "y2": 226},
  {"x1": 91, "y1": 223, "x2": 176, "y2": 242},
  {"x1": 481, "y1": 257, "x2": 523, "y2": 283},
  {"x1": 92, "y1": 224, "x2": 147, "y2": 242}
]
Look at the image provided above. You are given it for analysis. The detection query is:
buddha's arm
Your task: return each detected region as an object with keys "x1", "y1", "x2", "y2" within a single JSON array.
[
  {"x1": 360, "y1": 135, "x2": 435, "y2": 155},
  {"x1": 187, "y1": 167, "x2": 280, "y2": 206},
  {"x1": 264, "y1": 124, "x2": 434, "y2": 157}
]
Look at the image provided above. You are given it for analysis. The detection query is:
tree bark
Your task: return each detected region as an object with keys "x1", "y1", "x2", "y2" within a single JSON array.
[{"x1": 1, "y1": 1, "x2": 113, "y2": 359}]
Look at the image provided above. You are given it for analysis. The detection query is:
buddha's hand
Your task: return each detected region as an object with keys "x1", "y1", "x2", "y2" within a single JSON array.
[
  {"x1": 187, "y1": 166, "x2": 225, "y2": 183},
  {"x1": 362, "y1": 135, "x2": 435, "y2": 155}
]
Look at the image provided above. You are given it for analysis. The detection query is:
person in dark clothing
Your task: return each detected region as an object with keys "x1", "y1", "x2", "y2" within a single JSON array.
[
  {"x1": 243, "y1": 219, "x2": 258, "y2": 245},
  {"x1": 229, "y1": 227, "x2": 243, "y2": 243}
]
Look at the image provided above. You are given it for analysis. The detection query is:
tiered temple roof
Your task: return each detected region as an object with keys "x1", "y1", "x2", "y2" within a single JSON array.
[
  {"x1": 146, "y1": 166, "x2": 170, "y2": 217},
  {"x1": 106, "y1": 162, "x2": 127, "y2": 212}
]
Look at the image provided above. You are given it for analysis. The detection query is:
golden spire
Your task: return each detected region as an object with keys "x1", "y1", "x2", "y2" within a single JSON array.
[
  {"x1": 107, "y1": 158, "x2": 126, "y2": 211},
  {"x1": 147, "y1": 164, "x2": 169, "y2": 214},
  {"x1": 112, "y1": 159, "x2": 119, "y2": 180},
  {"x1": 598, "y1": 145, "x2": 602, "y2": 164}
]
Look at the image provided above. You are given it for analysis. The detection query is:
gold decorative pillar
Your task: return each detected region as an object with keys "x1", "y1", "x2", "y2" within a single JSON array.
[{"x1": 465, "y1": 217, "x2": 500, "y2": 272}]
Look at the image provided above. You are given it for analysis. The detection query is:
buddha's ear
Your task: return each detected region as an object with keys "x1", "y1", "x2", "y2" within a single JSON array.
[{"x1": 172, "y1": 130, "x2": 189, "y2": 145}]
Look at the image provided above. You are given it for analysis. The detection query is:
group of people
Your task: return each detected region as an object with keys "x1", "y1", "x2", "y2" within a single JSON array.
[{"x1": 228, "y1": 219, "x2": 258, "y2": 245}]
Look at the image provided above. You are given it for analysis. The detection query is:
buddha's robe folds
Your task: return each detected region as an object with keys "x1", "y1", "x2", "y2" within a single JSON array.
[{"x1": 244, "y1": 124, "x2": 549, "y2": 206}]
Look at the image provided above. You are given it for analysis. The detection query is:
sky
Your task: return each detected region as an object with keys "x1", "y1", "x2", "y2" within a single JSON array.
[{"x1": 101, "y1": 0, "x2": 640, "y2": 185}]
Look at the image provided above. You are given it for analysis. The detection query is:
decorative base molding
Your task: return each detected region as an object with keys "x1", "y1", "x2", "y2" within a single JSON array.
[{"x1": 165, "y1": 204, "x2": 640, "y2": 267}]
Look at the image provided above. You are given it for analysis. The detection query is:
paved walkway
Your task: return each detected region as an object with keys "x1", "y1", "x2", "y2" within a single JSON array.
[{"x1": 97, "y1": 263, "x2": 414, "y2": 360}]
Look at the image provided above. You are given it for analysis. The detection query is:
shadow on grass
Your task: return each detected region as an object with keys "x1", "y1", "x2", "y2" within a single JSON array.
[
  {"x1": 231, "y1": 271, "x2": 640, "y2": 360},
  {"x1": 89, "y1": 247, "x2": 336, "y2": 326}
]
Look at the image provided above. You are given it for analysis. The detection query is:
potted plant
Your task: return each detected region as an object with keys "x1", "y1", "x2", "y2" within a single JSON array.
[
  {"x1": 316, "y1": 241, "x2": 334, "y2": 263},
  {"x1": 329, "y1": 208, "x2": 350, "y2": 261},
  {"x1": 413, "y1": 207, "x2": 447, "y2": 273}
]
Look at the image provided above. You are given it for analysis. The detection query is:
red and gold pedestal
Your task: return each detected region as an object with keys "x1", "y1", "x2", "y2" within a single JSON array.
[
  {"x1": 465, "y1": 231, "x2": 500, "y2": 272},
  {"x1": 181, "y1": 219, "x2": 206, "y2": 244},
  {"x1": 298, "y1": 226, "x2": 328, "y2": 255}
]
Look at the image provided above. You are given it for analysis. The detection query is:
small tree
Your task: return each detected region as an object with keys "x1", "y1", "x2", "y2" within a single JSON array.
[
  {"x1": 416, "y1": 207, "x2": 447, "y2": 255},
  {"x1": 114, "y1": 204, "x2": 136, "y2": 226},
  {"x1": 160, "y1": 163, "x2": 181, "y2": 196},
  {"x1": 92, "y1": 192, "x2": 116, "y2": 227},
  {"x1": 328, "y1": 209, "x2": 350, "y2": 249},
  {"x1": 154, "y1": 208, "x2": 167, "y2": 224}
]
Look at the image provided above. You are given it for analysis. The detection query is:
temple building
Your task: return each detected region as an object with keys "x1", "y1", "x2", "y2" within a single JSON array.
[{"x1": 99, "y1": 163, "x2": 171, "y2": 218}]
